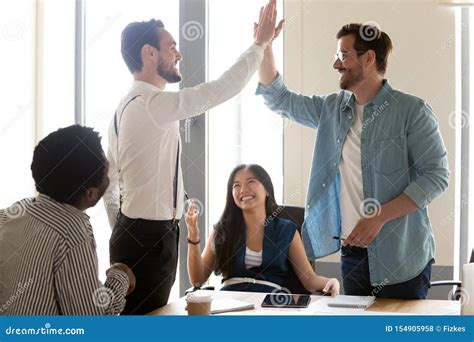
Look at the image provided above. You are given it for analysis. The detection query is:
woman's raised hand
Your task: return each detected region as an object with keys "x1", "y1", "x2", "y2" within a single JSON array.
[{"x1": 185, "y1": 200, "x2": 200, "y2": 241}]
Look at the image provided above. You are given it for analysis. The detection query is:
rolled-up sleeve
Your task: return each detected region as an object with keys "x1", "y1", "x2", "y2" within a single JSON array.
[
  {"x1": 256, "y1": 73, "x2": 325, "y2": 129},
  {"x1": 403, "y1": 102, "x2": 450, "y2": 208}
]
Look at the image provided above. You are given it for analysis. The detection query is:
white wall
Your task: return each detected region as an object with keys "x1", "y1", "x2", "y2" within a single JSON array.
[{"x1": 282, "y1": 0, "x2": 456, "y2": 266}]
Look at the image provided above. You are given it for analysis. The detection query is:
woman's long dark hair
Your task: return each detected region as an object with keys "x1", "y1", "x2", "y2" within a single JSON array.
[{"x1": 213, "y1": 164, "x2": 279, "y2": 276}]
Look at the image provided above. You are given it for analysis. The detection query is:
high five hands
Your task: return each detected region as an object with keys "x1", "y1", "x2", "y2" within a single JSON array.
[{"x1": 253, "y1": 0, "x2": 285, "y2": 49}]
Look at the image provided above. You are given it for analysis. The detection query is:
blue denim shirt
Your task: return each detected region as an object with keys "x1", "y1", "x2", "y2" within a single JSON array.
[{"x1": 256, "y1": 74, "x2": 450, "y2": 285}]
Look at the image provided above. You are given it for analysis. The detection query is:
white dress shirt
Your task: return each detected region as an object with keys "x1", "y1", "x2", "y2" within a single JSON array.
[{"x1": 104, "y1": 44, "x2": 263, "y2": 226}]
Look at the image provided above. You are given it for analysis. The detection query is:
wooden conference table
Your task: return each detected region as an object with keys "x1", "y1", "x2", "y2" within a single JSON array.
[{"x1": 149, "y1": 290, "x2": 461, "y2": 315}]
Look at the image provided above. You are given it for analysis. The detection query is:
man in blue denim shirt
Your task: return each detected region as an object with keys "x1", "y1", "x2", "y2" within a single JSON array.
[{"x1": 256, "y1": 23, "x2": 450, "y2": 299}]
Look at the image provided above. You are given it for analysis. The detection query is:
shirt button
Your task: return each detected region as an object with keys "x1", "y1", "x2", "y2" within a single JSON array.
[
  {"x1": 337, "y1": 139, "x2": 341, "y2": 144},
  {"x1": 322, "y1": 183, "x2": 326, "y2": 187},
  {"x1": 348, "y1": 116, "x2": 352, "y2": 119},
  {"x1": 333, "y1": 162, "x2": 337, "y2": 167},
  {"x1": 307, "y1": 204, "x2": 310, "y2": 209}
]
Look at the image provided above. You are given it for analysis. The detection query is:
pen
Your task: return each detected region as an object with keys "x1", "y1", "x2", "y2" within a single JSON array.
[{"x1": 332, "y1": 236, "x2": 345, "y2": 241}]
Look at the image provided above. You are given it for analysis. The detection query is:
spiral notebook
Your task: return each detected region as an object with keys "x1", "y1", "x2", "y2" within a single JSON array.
[{"x1": 326, "y1": 295, "x2": 376, "y2": 309}]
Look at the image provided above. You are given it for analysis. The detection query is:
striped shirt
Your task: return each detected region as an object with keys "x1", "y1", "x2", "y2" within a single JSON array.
[
  {"x1": 0, "y1": 194, "x2": 129, "y2": 315},
  {"x1": 245, "y1": 247, "x2": 262, "y2": 269}
]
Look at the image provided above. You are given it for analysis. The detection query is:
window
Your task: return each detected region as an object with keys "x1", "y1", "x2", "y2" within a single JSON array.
[
  {"x1": 207, "y1": 0, "x2": 284, "y2": 287},
  {"x1": 468, "y1": 6, "x2": 473, "y2": 257},
  {"x1": 41, "y1": 0, "x2": 75, "y2": 138},
  {"x1": 454, "y1": 4, "x2": 472, "y2": 272},
  {"x1": 0, "y1": 0, "x2": 35, "y2": 207}
]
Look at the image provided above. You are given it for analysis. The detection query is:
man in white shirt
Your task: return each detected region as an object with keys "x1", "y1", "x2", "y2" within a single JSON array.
[{"x1": 104, "y1": 1, "x2": 278, "y2": 314}]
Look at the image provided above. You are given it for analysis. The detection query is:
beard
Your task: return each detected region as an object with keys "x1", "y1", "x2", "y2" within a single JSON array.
[
  {"x1": 157, "y1": 59, "x2": 182, "y2": 83},
  {"x1": 339, "y1": 67, "x2": 363, "y2": 91},
  {"x1": 88, "y1": 176, "x2": 109, "y2": 208}
]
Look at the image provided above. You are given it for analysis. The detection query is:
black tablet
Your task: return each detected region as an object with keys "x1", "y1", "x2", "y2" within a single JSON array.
[{"x1": 261, "y1": 294, "x2": 311, "y2": 308}]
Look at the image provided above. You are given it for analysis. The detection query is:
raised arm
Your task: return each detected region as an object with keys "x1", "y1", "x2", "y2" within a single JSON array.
[
  {"x1": 256, "y1": 19, "x2": 284, "y2": 85},
  {"x1": 185, "y1": 201, "x2": 216, "y2": 287},
  {"x1": 255, "y1": 42, "x2": 328, "y2": 129},
  {"x1": 288, "y1": 231, "x2": 340, "y2": 296},
  {"x1": 148, "y1": 0, "x2": 278, "y2": 124}
]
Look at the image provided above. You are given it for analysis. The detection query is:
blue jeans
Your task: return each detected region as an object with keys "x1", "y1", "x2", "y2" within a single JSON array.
[{"x1": 340, "y1": 245, "x2": 433, "y2": 299}]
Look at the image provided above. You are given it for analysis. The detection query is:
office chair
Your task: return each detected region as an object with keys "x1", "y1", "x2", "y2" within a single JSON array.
[
  {"x1": 430, "y1": 249, "x2": 474, "y2": 300},
  {"x1": 276, "y1": 205, "x2": 311, "y2": 294},
  {"x1": 186, "y1": 205, "x2": 310, "y2": 295}
]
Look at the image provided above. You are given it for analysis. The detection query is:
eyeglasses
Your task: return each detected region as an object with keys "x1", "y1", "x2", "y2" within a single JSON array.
[{"x1": 334, "y1": 50, "x2": 367, "y2": 62}]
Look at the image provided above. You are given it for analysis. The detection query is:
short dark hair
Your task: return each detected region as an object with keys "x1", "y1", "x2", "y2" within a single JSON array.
[
  {"x1": 336, "y1": 23, "x2": 393, "y2": 75},
  {"x1": 121, "y1": 19, "x2": 165, "y2": 74},
  {"x1": 31, "y1": 125, "x2": 107, "y2": 206}
]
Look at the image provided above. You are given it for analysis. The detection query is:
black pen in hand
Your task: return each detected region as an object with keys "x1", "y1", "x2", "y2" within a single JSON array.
[{"x1": 332, "y1": 236, "x2": 345, "y2": 241}]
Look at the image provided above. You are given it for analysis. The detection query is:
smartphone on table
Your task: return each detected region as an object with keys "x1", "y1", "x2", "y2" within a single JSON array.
[{"x1": 261, "y1": 293, "x2": 311, "y2": 308}]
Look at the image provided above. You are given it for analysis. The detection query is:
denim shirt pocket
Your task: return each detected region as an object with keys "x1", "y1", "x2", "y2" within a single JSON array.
[{"x1": 371, "y1": 137, "x2": 408, "y2": 176}]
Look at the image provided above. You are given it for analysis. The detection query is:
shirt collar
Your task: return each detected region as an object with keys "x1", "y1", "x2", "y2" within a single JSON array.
[
  {"x1": 34, "y1": 193, "x2": 90, "y2": 221},
  {"x1": 132, "y1": 80, "x2": 162, "y2": 92},
  {"x1": 342, "y1": 79, "x2": 392, "y2": 110},
  {"x1": 369, "y1": 79, "x2": 392, "y2": 107}
]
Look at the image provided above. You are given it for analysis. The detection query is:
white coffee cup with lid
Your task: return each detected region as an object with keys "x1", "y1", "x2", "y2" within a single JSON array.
[{"x1": 186, "y1": 291, "x2": 213, "y2": 315}]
